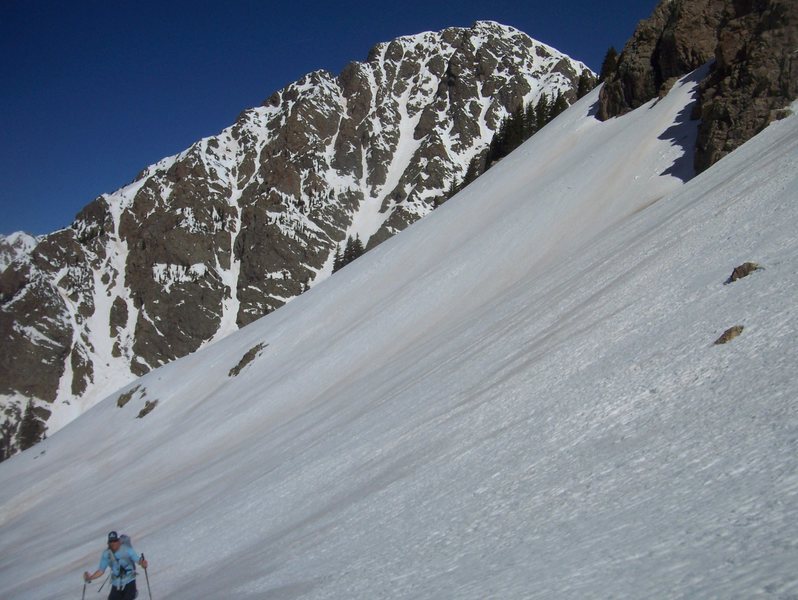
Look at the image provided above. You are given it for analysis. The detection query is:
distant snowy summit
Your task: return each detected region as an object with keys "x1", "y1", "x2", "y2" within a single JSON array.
[
  {"x1": 0, "y1": 232, "x2": 38, "y2": 272},
  {"x1": 0, "y1": 21, "x2": 594, "y2": 454}
]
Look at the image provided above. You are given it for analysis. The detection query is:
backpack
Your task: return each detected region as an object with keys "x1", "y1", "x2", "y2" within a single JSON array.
[{"x1": 106, "y1": 534, "x2": 136, "y2": 588}]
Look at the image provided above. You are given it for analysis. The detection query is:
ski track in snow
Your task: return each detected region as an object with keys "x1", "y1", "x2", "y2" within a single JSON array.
[{"x1": 0, "y1": 73, "x2": 797, "y2": 599}]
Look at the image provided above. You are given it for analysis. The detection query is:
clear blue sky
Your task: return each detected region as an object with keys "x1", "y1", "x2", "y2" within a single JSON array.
[{"x1": 0, "y1": 0, "x2": 656, "y2": 235}]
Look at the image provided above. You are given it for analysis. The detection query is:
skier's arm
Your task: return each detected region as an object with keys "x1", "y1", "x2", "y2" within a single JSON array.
[
  {"x1": 128, "y1": 546, "x2": 148, "y2": 569},
  {"x1": 83, "y1": 569, "x2": 104, "y2": 582},
  {"x1": 84, "y1": 551, "x2": 109, "y2": 582}
]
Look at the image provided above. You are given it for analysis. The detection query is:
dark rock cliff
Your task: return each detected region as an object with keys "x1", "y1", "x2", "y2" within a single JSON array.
[{"x1": 598, "y1": 0, "x2": 796, "y2": 172}]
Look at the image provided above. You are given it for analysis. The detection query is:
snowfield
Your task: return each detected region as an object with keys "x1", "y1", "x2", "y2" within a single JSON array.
[{"x1": 0, "y1": 70, "x2": 796, "y2": 599}]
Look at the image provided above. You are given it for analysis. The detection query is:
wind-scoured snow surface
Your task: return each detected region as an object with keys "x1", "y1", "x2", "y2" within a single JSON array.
[{"x1": 1, "y1": 71, "x2": 796, "y2": 599}]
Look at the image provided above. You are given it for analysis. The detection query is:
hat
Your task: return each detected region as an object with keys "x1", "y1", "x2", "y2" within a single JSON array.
[{"x1": 107, "y1": 531, "x2": 120, "y2": 544}]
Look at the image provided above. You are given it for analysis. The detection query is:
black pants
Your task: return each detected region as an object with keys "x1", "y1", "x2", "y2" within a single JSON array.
[{"x1": 108, "y1": 579, "x2": 137, "y2": 600}]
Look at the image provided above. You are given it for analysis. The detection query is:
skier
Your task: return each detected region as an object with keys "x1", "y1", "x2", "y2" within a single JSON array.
[{"x1": 83, "y1": 531, "x2": 148, "y2": 600}]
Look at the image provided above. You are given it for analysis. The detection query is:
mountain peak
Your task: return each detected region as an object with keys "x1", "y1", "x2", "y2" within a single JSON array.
[
  {"x1": 470, "y1": 19, "x2": 521, "y2": 33},
  {"x1": 0, "y1": 22, "x2": 594, "y2": 451}
]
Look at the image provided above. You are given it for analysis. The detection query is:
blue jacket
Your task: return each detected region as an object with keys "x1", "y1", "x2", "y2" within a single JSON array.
[{"x1": 98, "y1": 545, "x2": 140, "y2": 589}]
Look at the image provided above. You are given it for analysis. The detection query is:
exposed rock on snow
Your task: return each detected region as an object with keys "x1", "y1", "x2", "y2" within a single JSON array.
[
  {"x1": 228, "y1": 343, "x2": 267, "y2": 377},
  {"x1": 714, "y1": 325, "x2": 745, "y2": 345},
  {"x1": 135, "y1": 399, "x2": 157, "y2": 419},
  {"x1": 116, "y1": 385, "x2": 141, "y2": 408},
  {"x1": 725, "y1": 261, "x2": 762, "y2": 284}
]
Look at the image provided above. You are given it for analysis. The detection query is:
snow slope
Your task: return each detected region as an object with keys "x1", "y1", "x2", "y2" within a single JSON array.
[{"x1": 0, "y1": 71, "x2": 796, "y2": 599}]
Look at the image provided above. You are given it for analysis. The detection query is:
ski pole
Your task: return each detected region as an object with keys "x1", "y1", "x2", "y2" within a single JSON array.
[
  {"x1": 97, "y1": 574, "x2": 109, "y2": 593},
  {"x1": 142, "y1": 553, "x2": 153, "y2": 600},
  {"x1": 82, "y1": 579, "x2": 86, "y2": 600}
]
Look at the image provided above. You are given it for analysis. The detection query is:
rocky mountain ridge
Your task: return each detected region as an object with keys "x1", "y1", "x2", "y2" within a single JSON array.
[{"x1": 0, "y1": 21, "x2": 592, "y2": 454}]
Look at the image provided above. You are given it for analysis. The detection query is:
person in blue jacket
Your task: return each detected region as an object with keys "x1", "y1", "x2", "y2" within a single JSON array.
[{"x1": 84, "y1": 531, "x2": 148, "y2": 600}]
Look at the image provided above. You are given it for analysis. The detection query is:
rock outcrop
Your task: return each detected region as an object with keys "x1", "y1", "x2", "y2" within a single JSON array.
[
  {"x1": 598, "y1": 0, "x2": 797, "y2": 172},
  {"x1": 725, "y1": 261, "x2": 762, "y2": 284},
  {"x1": 598, "y1": 0, "x2": 725, "y2": 119},
  {"x1": 0, "y1": 21, "x2": 592, "y2": 455},
  {"x1": 695, "y1": 0, "x2": 798, "y2": 170},
  {"x1": 714, "y1": 325, "x2": 745, "y2": 345}
]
